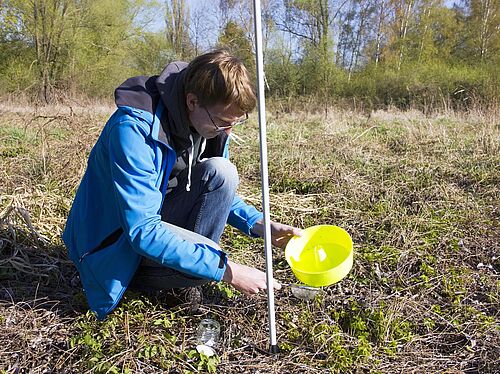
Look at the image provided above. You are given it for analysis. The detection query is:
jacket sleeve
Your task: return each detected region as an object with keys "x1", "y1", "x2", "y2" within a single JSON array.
[
  {"x1": 227, "y1": 196, "x2": 263, "y2": 237},
  {"x1": 107, "y1": 119, "x2": 227, "y2": 281}
]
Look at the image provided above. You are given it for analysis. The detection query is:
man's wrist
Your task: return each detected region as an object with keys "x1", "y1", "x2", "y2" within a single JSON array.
[
  {"x1": 222, "y1": 260, "x2": 234, "y2": 283},
  {"x1": 250, "y1": 220, "x2": 264, "y2": 238}
]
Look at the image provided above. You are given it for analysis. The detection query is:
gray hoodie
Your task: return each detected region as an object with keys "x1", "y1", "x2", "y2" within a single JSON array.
[{"x1": 114, "y1": 61, "x2": 229, "y2": 192}]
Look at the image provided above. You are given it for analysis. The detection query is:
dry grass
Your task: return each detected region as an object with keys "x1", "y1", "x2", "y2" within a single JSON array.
[{"x1": 0, "y1": 102, "x2": 498, "y2": 373}]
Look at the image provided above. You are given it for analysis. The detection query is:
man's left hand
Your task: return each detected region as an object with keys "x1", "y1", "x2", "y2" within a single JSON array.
[{"x1": 251, "y1": 220, "x2": 303, "y2": 248}]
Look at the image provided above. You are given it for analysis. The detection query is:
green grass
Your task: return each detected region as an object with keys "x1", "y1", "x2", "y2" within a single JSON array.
[{"x1": 0, "y1": 104, "x2": 499, "y2": 373}]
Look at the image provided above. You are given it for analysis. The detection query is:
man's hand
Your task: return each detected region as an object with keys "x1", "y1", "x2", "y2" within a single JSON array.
[
  {"x1": 251, "y1": 220, "x2": 303, "y2": 248},
  {"x1": 222, "y1": 260, "x2": 281, "y2": 295}
]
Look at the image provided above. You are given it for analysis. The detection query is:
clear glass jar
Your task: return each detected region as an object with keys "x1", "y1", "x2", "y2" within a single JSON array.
[{"x1": 196, "y1": 319, "x2": 220, "y2": 347}]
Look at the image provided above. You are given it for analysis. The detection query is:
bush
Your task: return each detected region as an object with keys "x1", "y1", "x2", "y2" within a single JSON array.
[{"x1": 333, "y1": 62, "x2": 499, "y2": 111}]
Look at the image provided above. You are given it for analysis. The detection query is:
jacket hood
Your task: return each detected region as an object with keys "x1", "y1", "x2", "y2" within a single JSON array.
[
  {"x1": 114, "y1": 61, "x2": 191, "y2": 151},
  {"x1": 156, "y1": 61, "x2": 191, "y2": 151}
]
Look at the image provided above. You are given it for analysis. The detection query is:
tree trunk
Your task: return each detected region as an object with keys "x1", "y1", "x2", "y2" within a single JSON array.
[
  {"x1": 374, "y1": 0, "x2": 387, "y2": 67},
  {"x1": 397, "y1": 0, "x2": 414, "y2": 71},
  {"x1": 479, "y1": 0, "x2": 492, "y2": 60}
]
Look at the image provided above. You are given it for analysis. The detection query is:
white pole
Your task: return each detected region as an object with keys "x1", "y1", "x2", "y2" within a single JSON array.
[{"x1": 252, "y1": 0, "x2": 279, "y2": 354}]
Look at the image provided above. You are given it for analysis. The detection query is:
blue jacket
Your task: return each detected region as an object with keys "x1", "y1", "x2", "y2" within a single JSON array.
[{"x1": 62, "y1": 63, "x2": 263, "y2": 320}]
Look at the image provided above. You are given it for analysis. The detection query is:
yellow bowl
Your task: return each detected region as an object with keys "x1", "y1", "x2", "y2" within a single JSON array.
[{"x1": 285, "y1": 225, "x2": 353, "y2": 287}]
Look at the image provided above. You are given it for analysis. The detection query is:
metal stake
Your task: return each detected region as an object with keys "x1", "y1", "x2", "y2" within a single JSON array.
[{"x1": 252, "y1": 0, "x2": 279, "y2": 354}]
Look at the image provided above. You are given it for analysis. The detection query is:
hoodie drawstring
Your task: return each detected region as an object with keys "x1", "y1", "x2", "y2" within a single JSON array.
[
  {"x1": 186, "y1": 134, "x2": 194, "y2": 192},
  {"x1": 197, "y1": 138, "x2": 207, "y2": 162}
]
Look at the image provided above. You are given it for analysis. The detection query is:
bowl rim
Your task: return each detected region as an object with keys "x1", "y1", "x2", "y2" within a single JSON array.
[{"x1": 285, "y1": 224, "x2": 353, "y2": 275}]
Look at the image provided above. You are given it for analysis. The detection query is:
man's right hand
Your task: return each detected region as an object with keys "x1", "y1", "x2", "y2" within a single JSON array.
[{"x1": 222, "y1": 260, "x2": 281, "y2": 295}]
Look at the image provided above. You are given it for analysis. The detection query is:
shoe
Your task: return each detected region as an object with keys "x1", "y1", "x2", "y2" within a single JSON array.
[{"x1": 171, "y1": 286, "x2": 203, "y2": 313}]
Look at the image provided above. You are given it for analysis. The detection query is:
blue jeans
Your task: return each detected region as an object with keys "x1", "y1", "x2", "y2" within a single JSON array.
[{"x1": 130, "y1": 157, "x2": 238, "y2": 290}]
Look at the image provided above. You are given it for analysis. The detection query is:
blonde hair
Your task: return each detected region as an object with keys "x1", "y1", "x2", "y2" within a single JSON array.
[{"x1": 184, "y1": 50, "x2": 256, "y2": 112}]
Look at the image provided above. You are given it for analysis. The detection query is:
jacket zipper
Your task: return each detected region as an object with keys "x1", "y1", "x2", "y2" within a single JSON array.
[{"x1": 79, "y1": 227, "x2": 124, "y2": 263}]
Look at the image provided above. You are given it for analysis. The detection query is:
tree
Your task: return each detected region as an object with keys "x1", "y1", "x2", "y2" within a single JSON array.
[
  {"x1": 336, "y1": 2, "x2": 356, "y2": 67},
  {"x1": 217, "y1": 20, "x2": 255, "y2": 76},
  {"x1": 278, "y1": 0, "x2": 342, "y2": 54},
  {"x1": 342, "y1": 0, "x2": 375, "y2": 80},
  {"x1": 275, "y1": 1, "x2": 349, "y2": 96},
  {"x1": 1, "y1": 0, "x2": 77, "y2": 101},
  {"x1": 410, "y1": 0, "x2": 460, "y2": 63},
  {"x1": 72, "y1": 0, "x2": 145, "y2": 96},
  {"x1": 127, "y1": 32, "x2": 175, "y2": 75},
  {"x1": 371, "y1": 0, "x2": 390, "y2": 66},
  {"x1": 265, "y1": 37, "x2": 301, "y2": 97},
  {"x1": 393, "y1": 0, "x2": 416, "y2": 70},
  {"x1": 464, "y1": 0, "x2": 500, "y2": 61},
  {"x1": 189, "y1": 3, "x2": 211, "y2": 55},
  {"x1": 0, "y1": 0, "x2": 148, "y2": 101},
  {"x1": 165, "y1": 0, "x2": 193, "y2": 59}
]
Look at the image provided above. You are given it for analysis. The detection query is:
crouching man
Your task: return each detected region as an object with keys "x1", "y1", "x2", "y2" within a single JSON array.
[{"x1": 63, "y1": 50, "x2": 301, "y2": 319}]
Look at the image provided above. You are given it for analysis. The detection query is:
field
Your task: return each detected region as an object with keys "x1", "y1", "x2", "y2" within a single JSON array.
[{"x1": 0, "y1": 102, "x2": 498, "y2": 373}]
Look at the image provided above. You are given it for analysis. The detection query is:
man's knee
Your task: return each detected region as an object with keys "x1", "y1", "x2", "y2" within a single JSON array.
[{"x1": 202, "y1": 157, "x2": 239, "y2": 192}]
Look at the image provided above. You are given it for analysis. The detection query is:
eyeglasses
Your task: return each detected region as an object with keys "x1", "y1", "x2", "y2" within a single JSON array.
[{"x1": 204, "y1": 107, "x2": 248, "y2": 131}]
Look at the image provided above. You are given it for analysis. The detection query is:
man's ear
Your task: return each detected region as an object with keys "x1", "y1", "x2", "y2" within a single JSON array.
[{"x1": 186, "y1": 93, "x2": 198, "y2": 112}]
